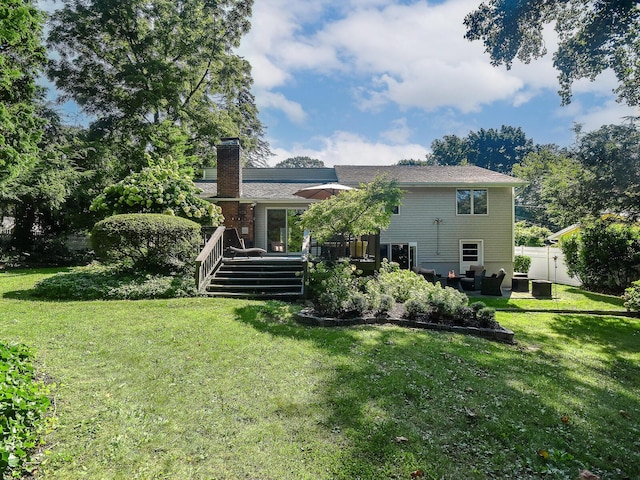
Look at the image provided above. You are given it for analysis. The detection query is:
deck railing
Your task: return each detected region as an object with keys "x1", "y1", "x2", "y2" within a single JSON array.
[{"x1": 195, "y1": 225, "x2": 226, "y2": 292}]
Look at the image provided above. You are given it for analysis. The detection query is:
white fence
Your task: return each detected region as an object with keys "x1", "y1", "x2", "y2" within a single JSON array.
[{"x1": 515, "y1": 246, "x2": 581, "y2": 287}]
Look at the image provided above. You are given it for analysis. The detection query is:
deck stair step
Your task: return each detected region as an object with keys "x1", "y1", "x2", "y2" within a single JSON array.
[{"x1": 203, "y1": 257, "x2": 305, "y2": 299}]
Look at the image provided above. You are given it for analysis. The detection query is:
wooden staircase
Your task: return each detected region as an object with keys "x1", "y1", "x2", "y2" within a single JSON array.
[{"x1": 203, "y1": 257, "x2": 305, "y2": 299}]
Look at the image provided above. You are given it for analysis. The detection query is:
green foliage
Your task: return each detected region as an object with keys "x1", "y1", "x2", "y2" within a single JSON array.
[
  {"x1": 47, "y1": 0, "x2": 268, "y2": 172},
  {"x1": 514, "y1": 221, "x2": 552, "y2": 247},
  {"x1": 426, "y1": 125, "x2": 534, "y2": 173},
  {"x1": 300, "y1": 175, "x2": 403, "y2": 246},
  {"x1": 514, "y1": 255, "x2": 532, "y2": 274},
  {"x1": 0, "y1": 342, "x2": 50, "y2": 478},
  {"x1": 275, "y1": 156, "x2": 325, "y2": 168},
  {"x1": 623, "y1": 280, "x2": 640, "y2": 312},
  {"x1": 513, "y1": 147, "x2": 579, "y2": 229},
  {"x1": 91, "y1": 214, "x2": 201, "y2": 274},
  {"x1": 375, "y1": 262, "x2": 429, "y2": 303},
  {"x1": 562, "y1": 219, "x2": 640, "y2": 294},
  {"x1": 32, "y1": 263, "x2": 196, "y2": 300},
  {"x1": 464, "y1": 0, "x2": 640, "y2": 106},
  {"x1": 91, "y1": 156, "x2": 223, "y2": 226},
  {"x1": 0, "y1": 0, "x2": 47, "y2": 198},
  {"x1": 308, "y1": 260, "x2": 471, "y2": 323},
  {"x1": 403, "y1": 283, "x2": 469, "y2": 320},
  {"x1": 307, "y1": 260, "x2": 363, "y2": 317}
]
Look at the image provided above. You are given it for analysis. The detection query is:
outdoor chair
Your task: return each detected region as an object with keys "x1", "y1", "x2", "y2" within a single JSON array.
[
  {"x1": 413, "y1": 267, "x2": 439, "y2": 284},
  {"x1": 480, "y1": 269, "x2": 506, "y2": 296},
  {"x1": 460, "y1": 264, "x2": 486, "y2": 291}
]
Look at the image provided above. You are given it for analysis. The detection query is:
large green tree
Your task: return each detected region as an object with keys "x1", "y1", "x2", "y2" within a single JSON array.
[
  {"x1": 513, "y1": 123, "x2": 640, "y2": 227},
  {"x1": 300, "y1": 175, "x2": 403, "y2": 255},
  {"x1": 47, "y1": 0, "x2": 269, "y2": 173},
  {"x1": 427, "y1": 125, "x2": 534, "y2": 174},
  {"x1": 0, "y1": 0, "x2": 46, "y2": 198},
  {"x1": 465, "y1": 0, "x2": 640, "y2": 106}
]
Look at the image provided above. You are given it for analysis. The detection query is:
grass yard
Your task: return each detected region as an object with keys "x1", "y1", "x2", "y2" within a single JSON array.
[{"x1": 1, "y1": 269, "x2": 639, "y2": 479}]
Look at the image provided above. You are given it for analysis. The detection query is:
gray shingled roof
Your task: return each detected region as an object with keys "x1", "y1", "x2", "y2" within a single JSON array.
[
  {"x1": 196, "y1": 181, "x2": 329, "y2": 201},
  {"x1": 195, "y1": 164, "x2": 525, "y2": 201},
  {"x1": 334, "y1": 165, "x2": 525, "y2": 186}
]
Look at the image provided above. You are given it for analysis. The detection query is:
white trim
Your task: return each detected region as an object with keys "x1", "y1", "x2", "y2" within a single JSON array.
[
  {"x1": 459, "y1": 239, "x2": 484, "y2": 273},
  {"x1": 455, "y1": 188, "x2": 489, "y2": 216}
]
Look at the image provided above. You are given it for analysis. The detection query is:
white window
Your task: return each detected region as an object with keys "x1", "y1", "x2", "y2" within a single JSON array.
[{"x1": 457, "y1": 189, "x2": 488, "y2": 215}]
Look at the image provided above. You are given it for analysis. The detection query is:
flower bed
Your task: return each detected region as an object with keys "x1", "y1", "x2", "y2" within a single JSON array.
[{"x1": 295, "y1": 307, "x2": 515, "y2": 344}]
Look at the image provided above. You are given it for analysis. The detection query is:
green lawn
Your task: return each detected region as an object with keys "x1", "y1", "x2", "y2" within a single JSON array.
[
  {"x1": 474, "y1": 284, "x2": 627, "y2": 312},
  {"x1": 1, "y1": 269, "x2": 639, "y2": 479}
]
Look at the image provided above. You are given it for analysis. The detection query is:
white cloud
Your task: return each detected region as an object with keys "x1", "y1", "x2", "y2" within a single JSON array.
[
  {"x1": 257, "y1": 91, "x2": 307, "y2": 124},
  {"x1": 269, "y1": 130, "x2": 429, "y2": 167},
  {"x1": 570, "y1": 100, "x2": 637, "y2": 132},
  {"x1": 381, "y1": 118, "x2": 412, "y2": 143}
]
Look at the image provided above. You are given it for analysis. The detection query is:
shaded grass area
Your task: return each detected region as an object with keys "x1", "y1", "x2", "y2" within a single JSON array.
[
  {"x1": 477, "y1": 284, "x2": 626, "y2": 312},
  {"x1": 0, "y1": 269, "x2": 638, "y2": 479}
]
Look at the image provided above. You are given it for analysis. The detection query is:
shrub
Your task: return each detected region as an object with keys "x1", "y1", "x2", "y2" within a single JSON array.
[
  {"x1": 623, "y1": 280, "x2": 640, "y2": 311},
  {"x1": 403, "y1": 282, "x2": 468, "y2": 320},
  {"x1": 348, "y1": 292, "x2": 370, "y2": 316},
  {"x1": 1, "y1": 343, "x2": 51, "y2": 478},
  {"x1": 90, "y1": 155, "x2": 223, "y2": 226},
  {"x1": 307, "y1": 261, "x2": 362, "y2": 317},
  {"x1": 514, "y1": 255, "x2": 532, "y2": 274},
  {"x1": 476, "y1": 307, "x2": 497, "y2": 328},
  {"x1": 377, "y1": 294, "x2": 395, "y2": 315},
  {"x1": 454, "y1": 306, "x2": 475, "y2": 326},
  {"x1": 562, "y1": 219, "x2": 640, "y2": 293},
  {"x1": 376, "y1": 262, "x2": 429, "y2": 302},
  {"x1": 91, "y1": 213, "x2": 201, "y2": 274},
  {"x1": 32, "y1": 264, "x2": 196, "y2": 300}
]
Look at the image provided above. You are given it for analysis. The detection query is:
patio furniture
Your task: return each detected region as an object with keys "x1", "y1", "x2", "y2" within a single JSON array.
[
  {"x1": 481, "y1": 269, "x2": 506, "y2": 296},
  {"x1": 511, "y1": 272, "x2": 529, "y2": 292},
  {"x1": 446, "y1": 275, "x2": 462, "y2": 290},
  {"x1": 413, "y1": 267, "x2": 439, "y2": 284},
  {"x1": 532, "y1": 280, "x2": 552, "y2": 298},
  {"x1": 225, "y1": 246, "x2": 267, "y2": 258},
  {"x1": 460, "y1": 265, "x2": 486, "y2": 291}
]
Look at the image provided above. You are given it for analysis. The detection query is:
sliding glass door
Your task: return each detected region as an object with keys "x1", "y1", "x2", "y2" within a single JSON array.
[{"x1": 266, "y1": 209, "x2": 305, "y2": 253}]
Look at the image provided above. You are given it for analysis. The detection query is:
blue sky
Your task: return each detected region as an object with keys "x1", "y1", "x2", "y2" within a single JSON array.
[{"x1": 41, "y1": 0, "x2": 637, "y2": 167}]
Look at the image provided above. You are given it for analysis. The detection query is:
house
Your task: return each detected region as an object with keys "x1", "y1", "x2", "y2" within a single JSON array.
[{"x1": 196, "y1": 138, "x2": 526, "y2": 280}]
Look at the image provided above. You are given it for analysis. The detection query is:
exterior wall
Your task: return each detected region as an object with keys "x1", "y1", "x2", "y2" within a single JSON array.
[{"x1": 379, "y1": 186, "x2": 515, "y2": 278}]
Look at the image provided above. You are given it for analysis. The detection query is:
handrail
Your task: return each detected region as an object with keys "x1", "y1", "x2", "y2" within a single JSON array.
[{"x1": 195, "y1": 225, "x2": 226, "y2": 292}]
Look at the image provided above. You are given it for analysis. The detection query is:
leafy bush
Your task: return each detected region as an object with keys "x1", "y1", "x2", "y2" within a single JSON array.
[
  {"x1": 403, "y1": 282, "x2": 468, "y2": 320},
  {"x1": 623, "y1": 280, "x2": 640, "y2": 311},
  {"x1": 375, "y1": 261, "x2": 429, "y2": 302},
  {"x1": 562, "y1": 219, "x2": 640, "y2": 293},
  {"x1": 514, "y1": 255, "x2": 532, "y2": 274},
  {"x1": 90, "y1": 156, "x2": 223, "y2": 226},
  {"x1": 476, "y1": 307, "x2": 497, "y2": 328},
  {"x1": 32, "y1": 263, "x2": 196, "y2": 300},
  {"x1": 91, "y1": 214, "x2": 201, "y2": 274},
  {"x1": 1, "y1": 343, "x2": 51, "y2": 478},
  {"x1": 307, "y1": 260, "x2": 363, "y2": 317}
]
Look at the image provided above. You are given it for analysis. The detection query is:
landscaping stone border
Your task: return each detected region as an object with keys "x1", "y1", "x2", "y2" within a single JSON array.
[{"x1": 295, "y1": 308, "x2": 515, "y2": 344}]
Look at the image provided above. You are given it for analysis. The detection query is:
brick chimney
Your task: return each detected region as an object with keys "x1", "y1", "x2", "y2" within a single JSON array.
[
  {"x1": 215, "y1": 138, "x2": 255, "y2": 246},
  {"x1": 216, "y1": 137, "x2": 242, "y2": 198}
]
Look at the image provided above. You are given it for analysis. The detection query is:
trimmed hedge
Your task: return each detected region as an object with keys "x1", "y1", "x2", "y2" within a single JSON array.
[{"x1": 91, "y1": 214, "x2": 201, "y2": 274}]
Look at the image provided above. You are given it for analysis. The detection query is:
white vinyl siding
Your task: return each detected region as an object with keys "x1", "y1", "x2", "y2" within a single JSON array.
[{"x1": 380, "y1": 186, "x2": 514, "y2": 274}]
